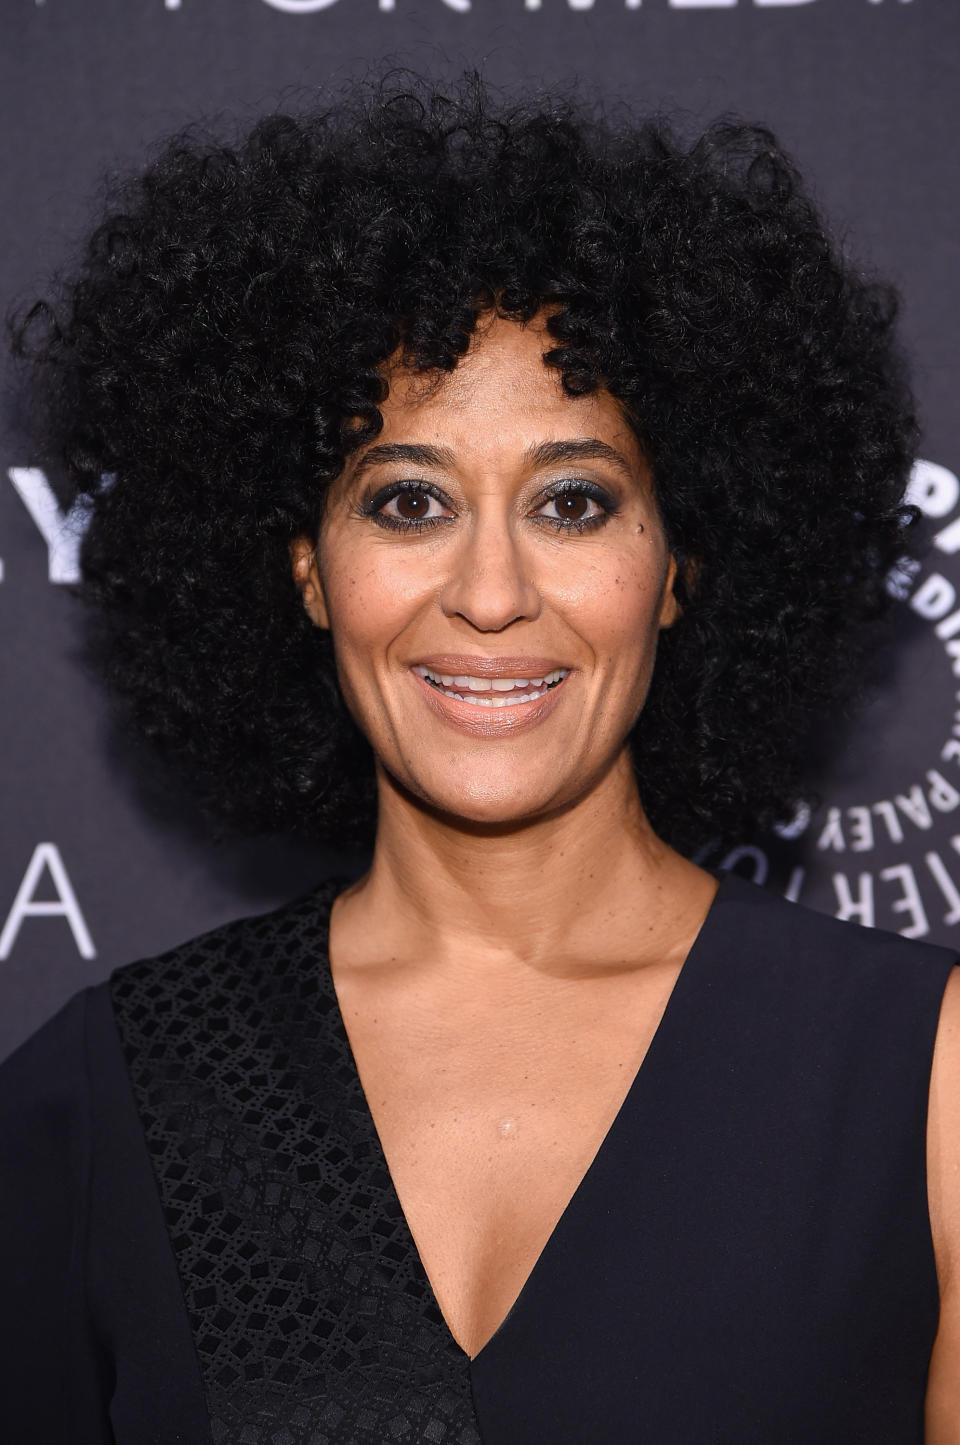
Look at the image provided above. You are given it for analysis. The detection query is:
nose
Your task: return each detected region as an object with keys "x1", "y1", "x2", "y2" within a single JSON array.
[{"x1": 439, "y1": 510, "x2": 542, "y2": 632}]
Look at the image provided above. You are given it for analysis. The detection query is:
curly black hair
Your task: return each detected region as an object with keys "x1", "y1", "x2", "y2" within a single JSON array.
[{"x1": 10, "y1": 68, "x2": 918, "y2": 855}]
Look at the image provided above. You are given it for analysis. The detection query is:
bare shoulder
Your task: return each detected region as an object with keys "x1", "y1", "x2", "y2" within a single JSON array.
[{"x1": 926, "y1": 966, "x2": 960, "y2": 1443}]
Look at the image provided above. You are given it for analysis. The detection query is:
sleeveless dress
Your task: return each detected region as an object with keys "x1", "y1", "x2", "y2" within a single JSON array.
[{"x1": 0, "y1": 871, "x2": 955, "y2": 1444}]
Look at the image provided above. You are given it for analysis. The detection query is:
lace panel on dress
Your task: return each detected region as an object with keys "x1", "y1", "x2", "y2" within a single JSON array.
[{"x1": 109, "y1": 881, "x2": 482, "y2": 1445}]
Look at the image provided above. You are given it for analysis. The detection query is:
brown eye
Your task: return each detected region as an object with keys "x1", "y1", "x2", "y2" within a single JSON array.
[
  {"x1": 554, "y1": 494, "x2": 590, "y2": 522},
  {"x1": 536, "y1": 488, "x2": 610, "y2": 528},
  {"x1": 393, "y1": 491, "x2": 432, "y2": 520},
  {"x1": 363, "y1": 483, "x2": 453, "y2": 530}
]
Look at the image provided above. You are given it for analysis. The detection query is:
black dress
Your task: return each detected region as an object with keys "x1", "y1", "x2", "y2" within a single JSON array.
[{"x1": 0, "y1": 871, "x2": 955, "y2": 1445}]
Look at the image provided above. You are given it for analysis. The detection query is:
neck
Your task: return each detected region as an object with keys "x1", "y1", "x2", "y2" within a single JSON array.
[{"x1": 335, "y1": 748, "x2": 712, "y2": 978}]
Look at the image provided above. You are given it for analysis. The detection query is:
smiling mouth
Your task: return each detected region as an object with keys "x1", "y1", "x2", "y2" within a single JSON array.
[{"x1": 413, "y1": 665, "x2": 569, "y2": 708}]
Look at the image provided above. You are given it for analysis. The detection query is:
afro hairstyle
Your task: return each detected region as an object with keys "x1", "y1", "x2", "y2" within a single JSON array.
[{"x1": 10, "y1": 68, "x2": 919, "y2": 854}]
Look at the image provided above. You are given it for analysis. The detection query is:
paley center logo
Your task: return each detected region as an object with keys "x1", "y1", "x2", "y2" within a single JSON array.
[{"x1": 698, "y1": 456, "x2": 960, "y2": 942}]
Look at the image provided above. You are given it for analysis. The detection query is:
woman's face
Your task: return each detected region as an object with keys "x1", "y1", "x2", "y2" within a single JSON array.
[{"x1": 291, "y1": 311, "x2": 679, "y2": 827}]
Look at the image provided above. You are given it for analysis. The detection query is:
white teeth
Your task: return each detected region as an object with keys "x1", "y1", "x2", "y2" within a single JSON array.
[
  {"x1": 417, "y1": 666, "x2": 568, "y2": 692},
  {"x1": 414, "y1": 664, "x2": 570, "y2": 707},
  {"x1": 458, "y1": 688, "x2": 549, "y2": 707}
]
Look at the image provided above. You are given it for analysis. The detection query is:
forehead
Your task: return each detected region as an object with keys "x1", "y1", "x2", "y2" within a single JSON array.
[{"x1": 371, "y1": 313, "x2": 640, "y2": 460}]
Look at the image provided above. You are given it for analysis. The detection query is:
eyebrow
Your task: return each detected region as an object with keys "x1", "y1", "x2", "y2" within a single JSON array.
[{"x1": 348, "y1": 438, "x2": 638, "y2": 487}]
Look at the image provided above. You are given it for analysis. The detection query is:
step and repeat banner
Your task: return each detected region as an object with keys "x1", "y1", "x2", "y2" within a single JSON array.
[{"x1": 1, "y1": 0, "x2": 957, "y2": 1060}]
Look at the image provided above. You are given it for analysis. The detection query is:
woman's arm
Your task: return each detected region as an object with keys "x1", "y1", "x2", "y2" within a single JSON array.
[{"x1": 926, "y1": 967, "x2": 960, "y2": 1442}]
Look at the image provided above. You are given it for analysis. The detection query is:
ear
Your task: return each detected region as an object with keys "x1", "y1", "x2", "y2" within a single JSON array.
[
  {"x1": 289, "y1": 534, "x2": 331, "y2": 630},
  {"x1": 658, "y1": 552, "x2": 698, "y2": 630},
  {"x1": 658, "y1": 553, "x2": 682, "y2": 630}
]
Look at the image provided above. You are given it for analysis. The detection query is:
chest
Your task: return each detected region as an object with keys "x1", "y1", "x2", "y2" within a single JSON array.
[
  {"x1": 108, "y1": 883, "x2": 948, "y2": 1444},
  {"x1": 332, "y1": 964, "x2": 680, "y2": 1359}
]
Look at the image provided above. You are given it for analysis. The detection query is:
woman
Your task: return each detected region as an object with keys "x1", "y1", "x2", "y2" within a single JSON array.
[{"x1": 1, "y1": 69, "x2": 958, "y2": 1444}]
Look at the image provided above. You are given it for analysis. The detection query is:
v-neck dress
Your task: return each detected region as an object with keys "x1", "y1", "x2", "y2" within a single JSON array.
[{"x1": 0, "y1": 872, "x2": 956, "y2": 1444}]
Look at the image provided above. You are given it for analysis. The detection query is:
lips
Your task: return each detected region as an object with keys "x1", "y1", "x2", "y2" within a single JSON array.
[
  {"x1": 414, "y1": 654, "x2": 570, "y2": 679},
  {"x1": 409, "y1": 657, "x2": 572, "y2": 734}
]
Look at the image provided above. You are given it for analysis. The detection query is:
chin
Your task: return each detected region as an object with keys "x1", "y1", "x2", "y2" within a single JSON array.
[{"x1": 407, "y1": 776, "x2": 573, "y2": 831}]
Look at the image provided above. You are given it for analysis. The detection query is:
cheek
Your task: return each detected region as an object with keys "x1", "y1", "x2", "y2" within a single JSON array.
[
  {"x1": 548, "y1": 541, "x2": 669, "y2": 657},
  {"x1": 321, "y1": 544, "x2": 431, "y2": 663}
]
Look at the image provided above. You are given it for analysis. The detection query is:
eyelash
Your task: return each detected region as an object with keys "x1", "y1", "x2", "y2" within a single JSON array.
[{"x1": 357, "y1": 479, "x2": 621, "y2": 535}]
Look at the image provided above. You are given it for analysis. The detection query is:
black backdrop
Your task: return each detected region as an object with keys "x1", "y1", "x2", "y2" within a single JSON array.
[{"x1": 2, "y1": 0, "x2": 958, "y2": 1061}]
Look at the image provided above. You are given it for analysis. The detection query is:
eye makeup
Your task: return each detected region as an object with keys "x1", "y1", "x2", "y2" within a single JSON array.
[
  {"x1": 355, "y1": 480, "x2": 453, "y2": 533},
  {"x1": 354, "y1": 477, "x2": 622, "y2": 536}
]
